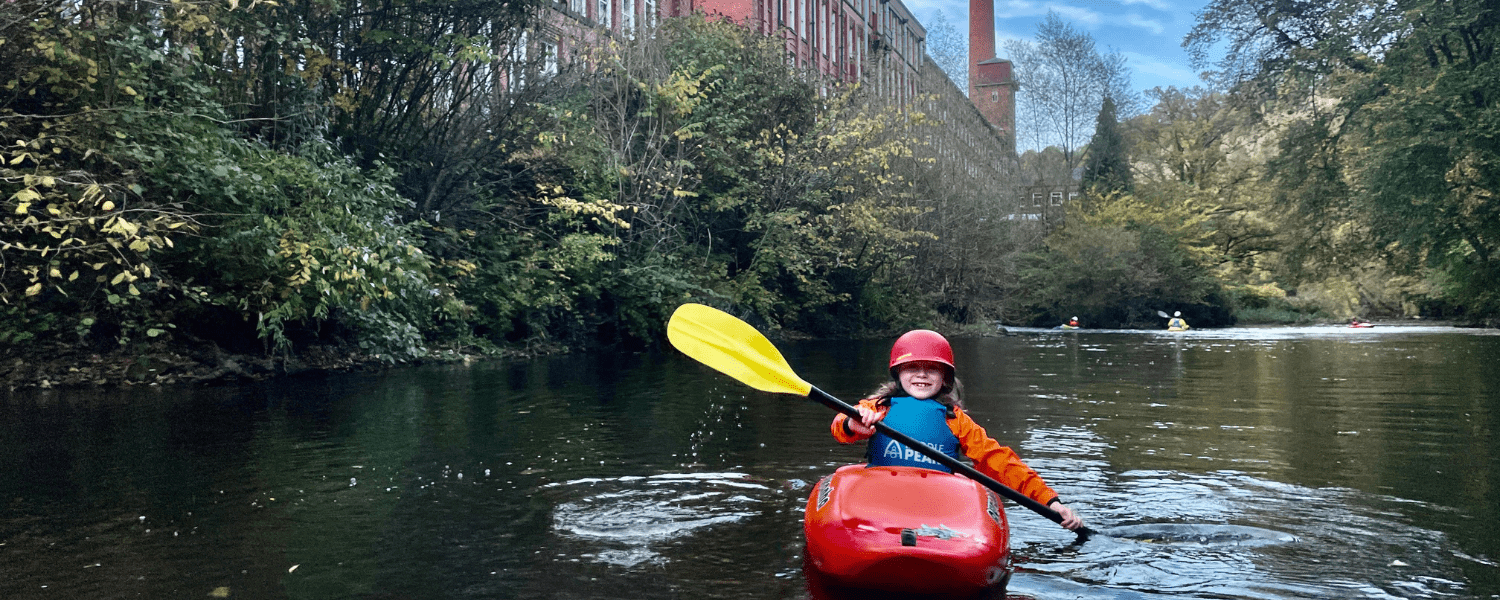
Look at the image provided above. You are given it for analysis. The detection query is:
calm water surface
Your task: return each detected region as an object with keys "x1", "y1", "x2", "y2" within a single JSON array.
[{"x1": 2, "y1": 325, "x2": 1498, "y2": 599}]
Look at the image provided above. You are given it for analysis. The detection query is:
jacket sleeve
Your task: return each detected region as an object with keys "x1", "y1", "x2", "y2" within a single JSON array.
[
  {"x1": 831, "y1": 398, "x2": 885, "y2": 444},
  {"x1": 948, "y1": 408, "x2": 1059, "y2": 506}
]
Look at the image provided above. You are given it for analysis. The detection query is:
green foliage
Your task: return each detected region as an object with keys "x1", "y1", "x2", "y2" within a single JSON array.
[
  {"x1": 191, "y1": 150, "x2": 449, "y2": 360},
  {"x1": 735, "y1": 93, "x2": 939, "y2": 333},
  {"x1": 1122, "y1": 85, "x2": 1445, "y2": 323},
  {"x1": 512, "y1": 15, "x2": 941, "y2": 338},
  {"x1": 1227, "y1": 283, "x2": 1323, "y2": 323},
  {"x1": 1019, "y1": 220, "x2": 1228, "y2": 327},
  {"x1": 1430, "y1": 244, "x2": 1500, "y2": 319},
  {"x1": 1, "y1": 4, "x2": 208, "y2": 345},
  {"x1": 1081, "y1": 96, "x2": 1132, "y2": 198},
  {"x1": 0, "y1": 305, "x2": 51, "y2": 346},
  {"x1": 1188, "y1": 0, "x2": 1500, "y2": 320},
  {"x1": 0, "y1": 2, "x2": 452, "y2": 359},
  {"x1": 2, "y1": 2, "x2": 1047, "y2": 360},
  {"x1": 1348, "y1": 4, "x2": 1500, "y2": 317},
  {"x1": 1234, "y1": 305, "x2": 1326, "y2": 324},
  {"x1": 1128, "y1": 87, "x2": 1281, "y2": 277},
  {"x1": 454, "y1": 224, "x2": 632, "y2": 344}
]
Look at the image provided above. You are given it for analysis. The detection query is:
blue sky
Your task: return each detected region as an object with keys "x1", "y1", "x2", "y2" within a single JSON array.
[{"x1": 905, "y1": 0, "x2": 1214, "y2": 97}]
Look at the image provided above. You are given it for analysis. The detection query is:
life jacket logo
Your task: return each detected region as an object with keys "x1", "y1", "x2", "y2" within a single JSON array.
[{"x1": 882, "y1": 440, "x2": 944, "y2": 465}]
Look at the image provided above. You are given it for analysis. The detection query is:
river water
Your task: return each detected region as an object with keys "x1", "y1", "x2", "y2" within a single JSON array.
[{"x1": 2, "y1": 325, "x2": 1498, "y2": 599}]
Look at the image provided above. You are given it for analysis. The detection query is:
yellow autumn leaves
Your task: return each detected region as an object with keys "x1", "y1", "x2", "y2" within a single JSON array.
[{"x1": 2, "y1": 163, "x2": 194, "y2": 303}]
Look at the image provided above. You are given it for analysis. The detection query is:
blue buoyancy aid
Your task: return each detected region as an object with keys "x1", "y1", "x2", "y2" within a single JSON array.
[{"x1": 866, "y1": 396, "x2": 962, "y2": 471}]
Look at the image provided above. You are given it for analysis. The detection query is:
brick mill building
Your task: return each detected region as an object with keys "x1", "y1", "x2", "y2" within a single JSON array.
[{"x1": 540, "y1": 0, "x2": 1019, "y2": 152}]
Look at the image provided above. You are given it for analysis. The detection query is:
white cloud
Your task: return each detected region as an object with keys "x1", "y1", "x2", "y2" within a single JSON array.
[
  {"x1": 995, "y1": 0, "x2": 1105, "y2": 25},
  {"x1": 1048, "y1": 4, "x2": 1103, "y2": 25},
  {"x1": 1121, "y1": 0, "x2": 1173, "y2": 10},
  {"x1": 1124, "y1": 14, "x2": 1165, "y2": 35},
  {"x1": 994, "y1": 0, "x2": 1045, "y2": 18},
  {"x1": 995, "y1": 0, "x2": 1045, "y2": 16}
]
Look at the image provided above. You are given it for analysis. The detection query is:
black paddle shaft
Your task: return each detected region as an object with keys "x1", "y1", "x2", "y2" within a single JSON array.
[{"x1": 809, "y1": 386, "x2": 1094, "y2": 536}]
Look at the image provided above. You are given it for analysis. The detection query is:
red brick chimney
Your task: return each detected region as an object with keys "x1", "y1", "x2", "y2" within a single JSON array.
[
  {"x1": 969, "y1": 0, "x2": 1017, "y2": 153},
  {"x1": 968, "y1": 0, "x2": 994, "y2": 82}
]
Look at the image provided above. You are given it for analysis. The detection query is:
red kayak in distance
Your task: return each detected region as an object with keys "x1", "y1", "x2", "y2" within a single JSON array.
[
  {"x1": 1350, "y1": 323, "x2": 1375, "y2": 328},
  {"x1": 803, "y1": 465, "x2": 1011, "y2": 596}
]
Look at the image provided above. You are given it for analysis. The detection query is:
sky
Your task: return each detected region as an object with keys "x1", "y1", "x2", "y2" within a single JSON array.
[{"x1": 905, "y1": 0, "x2": 1215, "y2": 99}]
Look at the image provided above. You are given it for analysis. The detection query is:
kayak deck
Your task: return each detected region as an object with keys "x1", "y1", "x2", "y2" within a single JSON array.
[{"x1": 803, "y1": 465, "x2": 1011, "y2": 595}]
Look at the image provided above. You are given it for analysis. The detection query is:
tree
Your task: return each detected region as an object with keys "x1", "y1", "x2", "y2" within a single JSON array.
[
  {"x1": 1003, "y1": 12, "x2": 1138, "y2": 165},
  {"x1": 1184, "y1": 0, "x2": 1399, "y2": 91},
  {"x1": 0, "y1": 1, "x2": 1045, "y2": 358},
  {"x1": 1018, "y1": 221, "x2": 1228, "y2": 328},
  {"x1": 924, "y1": 10, "x2": 968, "y2": 95},
  {"x1": 1127, "y1": 87, "x2": 1278, "y2": 278},
  {"x1": 1080, "y1": 96, "x2": 1132, "y2": 200},
  {"x1": 0, "y1": 1, "x2": 459, "y2": 357},
  {"x1": 1130, "y1": 87, "x2": 1248, "y2": 187},
  {"x1": 1187, "y1": 0, "x2": 1500, "y2": 319},
  {"x1": 911, "y1": 58, "x2": 1036, "y2": 324},
  {"x1": 509, "y1": 16, "x2": 949, "y2": 337}
]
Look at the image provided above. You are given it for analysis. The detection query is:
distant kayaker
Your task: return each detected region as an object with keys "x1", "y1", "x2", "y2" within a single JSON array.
[
  {"x1": 1167, "y1": 311, "x2": 1189, "y2": 331},
  {"x1": 830, "y1": 330, "x2": 1086, "y2": 531},
  {"x1": 1067, "y1": 316, "x2": 1079, "y2": 328}
]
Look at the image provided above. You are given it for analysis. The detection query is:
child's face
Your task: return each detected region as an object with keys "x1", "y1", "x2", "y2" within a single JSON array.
[{"x1": 897, "y1": 361, "x2": 947, "y2": 400}]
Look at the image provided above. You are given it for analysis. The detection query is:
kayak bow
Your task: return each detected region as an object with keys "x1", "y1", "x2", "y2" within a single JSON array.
[{"x1": 803, "y1": 465, "x2": 1011, "y2": 595}]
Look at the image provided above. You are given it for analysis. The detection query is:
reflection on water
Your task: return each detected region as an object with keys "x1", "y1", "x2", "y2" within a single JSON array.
[{"x1": 0, "y1": 326, "x2": 1497, "y2": 599}]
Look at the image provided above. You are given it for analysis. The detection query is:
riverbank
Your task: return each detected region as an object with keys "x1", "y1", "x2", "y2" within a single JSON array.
[
  {"x1": 0, "y1": 340, "x2": 503, "y2": 394},
  {"x1": 1, "y1": 319, "x2": 1010, "y2": 392},
  {"x1": 14, "y1": 317, "x2": 1471, "y2": 392}
]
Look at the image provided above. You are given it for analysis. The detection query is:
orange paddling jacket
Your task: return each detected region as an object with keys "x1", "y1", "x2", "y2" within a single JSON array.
[{"x1": 831, "y1": 397, "x2": 1061, "y2": 507}]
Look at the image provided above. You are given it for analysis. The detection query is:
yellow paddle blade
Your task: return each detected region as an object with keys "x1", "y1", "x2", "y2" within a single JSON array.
[{"x1": 666, "y1": 303, "x2": 813, "y2": 396}]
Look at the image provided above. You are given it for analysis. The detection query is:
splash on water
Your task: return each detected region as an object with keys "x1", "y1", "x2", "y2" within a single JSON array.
[
  {"x1": 1100, "y1": 523, "x2": 1297, "y2": 546},
  {"x1": 549, "y1": 472, "x2": 768, "y2": 567}
]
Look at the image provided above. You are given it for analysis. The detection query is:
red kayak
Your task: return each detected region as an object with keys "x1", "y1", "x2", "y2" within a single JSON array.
[
  {"x1": 803, "y1": 465, "x2": 1011, "y2": 595},
  {"x1": 1350, "y1": 323, "x2": 1375, "y2": 328}
]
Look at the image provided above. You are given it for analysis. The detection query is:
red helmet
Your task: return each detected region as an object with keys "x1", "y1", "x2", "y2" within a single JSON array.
[{"x1": 889, "y1": 330, "x2": 955, "y2": 377}]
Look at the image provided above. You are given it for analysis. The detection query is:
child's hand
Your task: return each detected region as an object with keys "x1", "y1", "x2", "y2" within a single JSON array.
[
  {"x1": 1049, "y1": 501, "x2": 1085, "y2": 531},
  {"x1": 847, "y1": 405, "x2": 886, "y2": 436}
]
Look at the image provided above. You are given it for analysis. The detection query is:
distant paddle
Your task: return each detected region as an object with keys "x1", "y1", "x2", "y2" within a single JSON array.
[
  {"x1": 1157, "y1": 310, "x2": 1171, "y2": 319},
  {"x1": 666, "y1": 303, "x2": 1091, "y2": 536}
]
